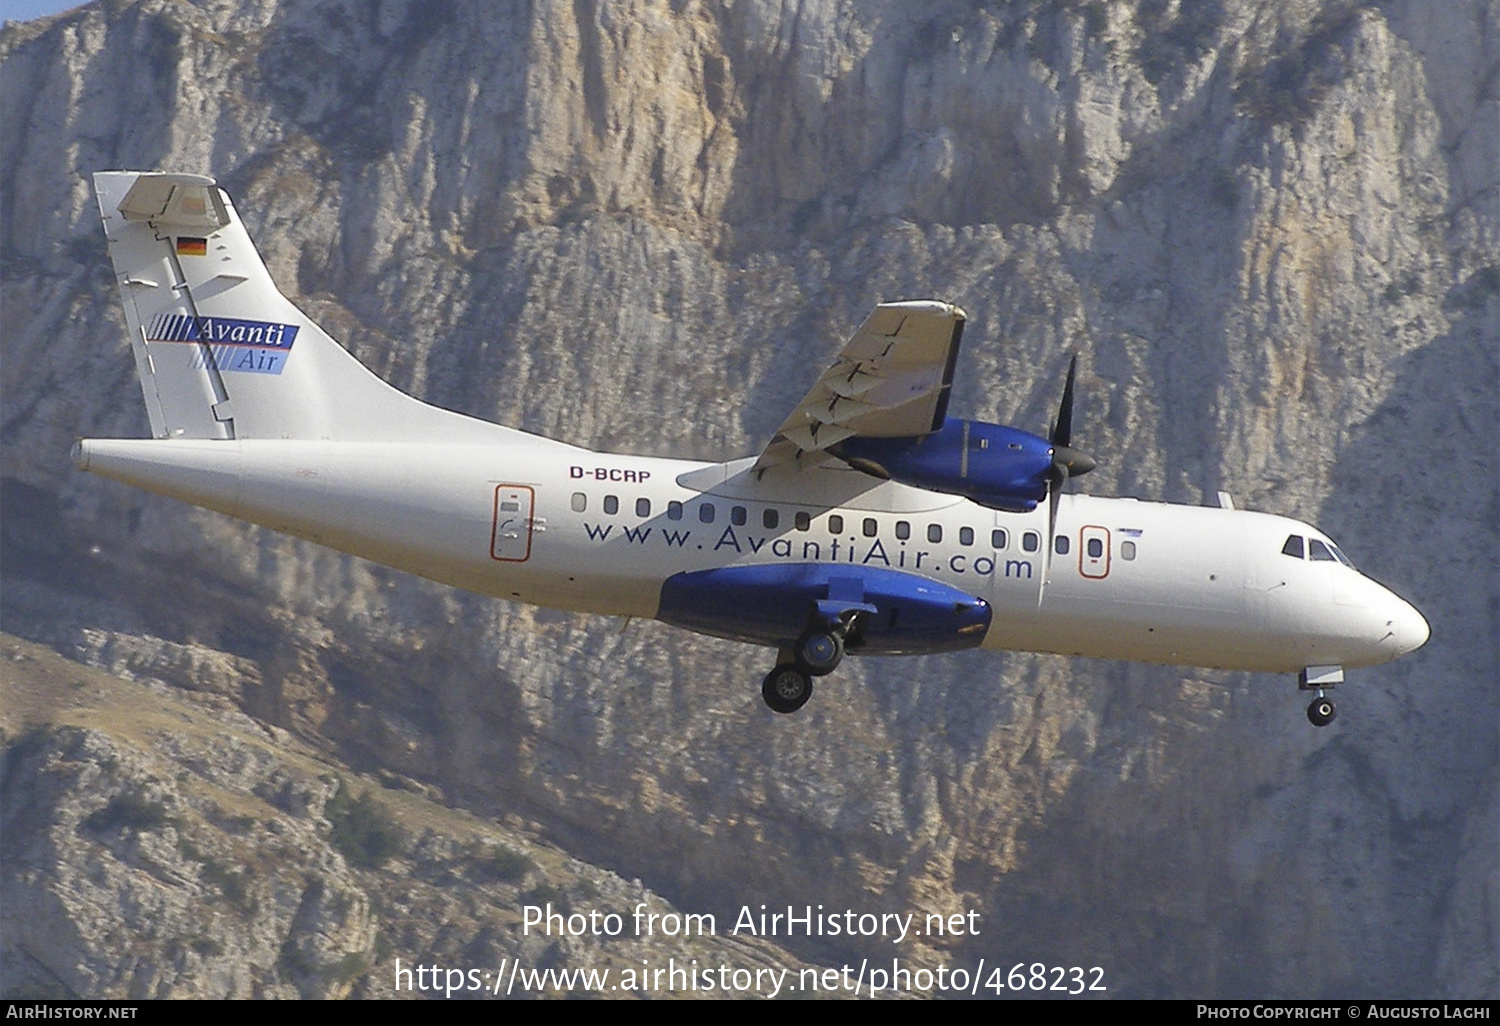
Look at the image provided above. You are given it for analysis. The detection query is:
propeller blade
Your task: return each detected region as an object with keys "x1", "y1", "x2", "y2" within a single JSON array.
[
  {"x1": 1051, "y1": 355, "x2": 1078, "y2": 447},
  {"x1": 1045, "y1": 464, "x2": 1066, "y2": 571},
  {"x1": 1049, "y1": 356, "x2": 1094, "y2": 479},
  {"x1": 1039, "y1": 465, "x2": 1063, "y2": 607},
  {"x1": 1042, "y1": 355, "x2": 1088, "y2": 603}
]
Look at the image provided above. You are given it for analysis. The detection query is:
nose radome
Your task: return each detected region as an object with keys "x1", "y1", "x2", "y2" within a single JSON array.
[{"x1": 1397, "y1": 600, "x2": 1430, "y2": 654}]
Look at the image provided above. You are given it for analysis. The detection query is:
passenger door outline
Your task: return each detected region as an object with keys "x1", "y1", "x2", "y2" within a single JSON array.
[
  {"x1": 491, "y1": 484, "x2": 535, "y2": 562},
  {"x1": 1079, "y1": 525, "x2": 1110, "y2": 579}
]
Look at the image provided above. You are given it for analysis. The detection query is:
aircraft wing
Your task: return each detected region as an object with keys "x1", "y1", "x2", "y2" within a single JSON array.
[{"x1": 753, "y1": 301, "x2": 966, "y2": 472}]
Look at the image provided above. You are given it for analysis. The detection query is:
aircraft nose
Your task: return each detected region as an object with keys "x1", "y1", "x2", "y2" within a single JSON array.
[
  {"x1": 1394, "y1": 599, "x2": 1430, "y2": 655},
  {"x1": 1373, "y1": 590, "x2": 1429, "y2": 659}
]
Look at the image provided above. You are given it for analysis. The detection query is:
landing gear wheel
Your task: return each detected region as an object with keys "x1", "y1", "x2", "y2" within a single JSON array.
[
  {"x1": 795, "y1": 629, "x2": 844, "y2": 677},
  {"x1": 762, "y1": 665, "x2": 813, "y2": 714},
  {"x1": 1307, "y1": 695, "x2": 1337, "y2": 727}
]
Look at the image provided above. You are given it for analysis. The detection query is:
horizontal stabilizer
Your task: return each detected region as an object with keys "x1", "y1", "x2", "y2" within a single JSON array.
[{"x1": 116, "y1": 174, "x2": 228, "y2": 231}]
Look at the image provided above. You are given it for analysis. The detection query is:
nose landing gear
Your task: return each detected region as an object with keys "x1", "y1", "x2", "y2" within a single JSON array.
[
  {"x1": 1307, "y1": 693, "x2": 1337, "y2": 727},
  {"x1": 1299, "y1": 665, "x2": 1344, "y2": 728}
]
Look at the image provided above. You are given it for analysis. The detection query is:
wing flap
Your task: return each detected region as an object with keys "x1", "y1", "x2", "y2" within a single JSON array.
[{"x1": 781, "y1": 421, "x2": 859, "y2": 450}]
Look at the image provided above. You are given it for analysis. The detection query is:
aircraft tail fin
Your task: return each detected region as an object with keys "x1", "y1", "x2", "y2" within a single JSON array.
[{"x1": 94, "y1": 171, "x2": 461, "y2": 442}]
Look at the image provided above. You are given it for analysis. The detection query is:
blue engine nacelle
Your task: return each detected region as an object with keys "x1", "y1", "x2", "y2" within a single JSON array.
[
  {"x1": 657, "y1": 564, "x2": 992, "y2": 655},
  {"x1": 833, "y1": 419, "x2": 1056, "y2": 512}
]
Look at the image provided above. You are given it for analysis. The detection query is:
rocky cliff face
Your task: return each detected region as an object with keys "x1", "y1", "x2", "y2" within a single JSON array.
[
  {"x1": 2, "y1": 0, "x2": 1495, "y2": 999},
  {"x1": 1, "y1": 635, "x2": 789, "y2": 998}
]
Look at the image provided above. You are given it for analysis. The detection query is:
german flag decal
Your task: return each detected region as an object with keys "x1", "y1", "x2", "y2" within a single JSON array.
[{"x1": 176, "y1": 236, "x2": 208, "y2": 256}]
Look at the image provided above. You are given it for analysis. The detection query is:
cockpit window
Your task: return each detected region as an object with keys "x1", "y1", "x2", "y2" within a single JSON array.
[
  {"x1": 1281, "y1": 535, "x2": 1304, "y2": 559},
  {"x1": 1329, "y1": 543, "x2": 1355, "y2": 568},
  {"x1": 1308, "y1": 539, "x2": 1336, "y2": 562}
]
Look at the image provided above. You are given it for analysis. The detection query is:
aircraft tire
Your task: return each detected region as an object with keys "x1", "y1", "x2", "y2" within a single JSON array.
[
  {"x1": 1307, "y1": 696, "x2": 1337, "y2": 727},
  {"x1": 795, "y1": 629, "x2": 844, "y2": 677},
  {"x1": 762, "y1": 665, "x2": 813, "y2": 714}
]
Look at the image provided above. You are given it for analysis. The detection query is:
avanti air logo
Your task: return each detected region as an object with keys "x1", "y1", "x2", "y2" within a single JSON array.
[{"x1": 146, "y1": 314, "x2": 299, "y2": 376}]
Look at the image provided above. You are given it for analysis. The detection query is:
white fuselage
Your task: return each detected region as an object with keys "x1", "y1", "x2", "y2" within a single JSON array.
[{"x1": 74, "y1": 432, "x2": 1428, "y2": 676}]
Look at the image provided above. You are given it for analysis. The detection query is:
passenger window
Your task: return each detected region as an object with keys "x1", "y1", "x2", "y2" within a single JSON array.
[
  {"x1": 731, "y1": 505, "x2": 747, "y2": 526},
  {"x1": 1282, "y1": 535, "x2": 1304, "y2": 559},
  {"x1": 1308, "y1": 539, "x2": 1336, "y2": 562},
  {"x1": 1087, "y1": 538, "x2": 1103, "y2": 558},
  {"x1": 1121, "y1": 540, "x2": 1137, "y2": 560},
  {"x1": 991, "y1": 528, "x2": 1008, "y2": 549},
  {"x1": 699, "y1": 503, "x2": 715, "y2": 524},
  {"x1": 636, "y1": 497, "x2": 651, "y2": 518},
  {"x1": 795, "y1": 511, "x2": 811, "y2": 531},
  {"x1": 1055, "y1": 535, "x2": 1070, "y2": 555},
  {"x1": 571, "y1": 492, "x2": 587, "y2": 513},
  {"x1": 763, "y1": 508, "x2": 779, "y2": 530},
  {"x1": 959, "y1": 526, "x2": 974, "y2": 546},
  {"x1": 896, "y1": 521, "x2": 910, "y2": 541},
  {"x1": 667, "y1": 501, "x2": 683, "y2": 521},
  {"x1": 603, "y1": 495, "x2": 619, "y2": 515},
  {"x1": 928, "y1": 524, "x2": 943, "y2": 543},
  {"x1": 1022, "y1": 531, "x2": 1040, "y2": 553},
  {"x1": 863, "y1": 518, "x2": 877, "y2": 537},
  {"x1": 828, "y1": 514, "x2": 844, "y2": 534}
]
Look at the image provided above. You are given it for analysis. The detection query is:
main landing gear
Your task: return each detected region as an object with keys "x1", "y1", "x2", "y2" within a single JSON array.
[
  {"x1": 762, "y1": 664, "x2": 813, "y2": 714},
  {"x1": 1299, "y1": 665, "x2": 1343, "y2": 727},
  {"x1": 794, "y1": 626, "x2": 845, "y2": 677},
  {"x1": 761, "y1": 618, "x2": 859, "y2": 714}
]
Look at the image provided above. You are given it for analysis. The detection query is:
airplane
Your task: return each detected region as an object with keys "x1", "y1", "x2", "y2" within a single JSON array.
[{"x1": 73, "y1": 171, "x2": 1429, "y2": 726}]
